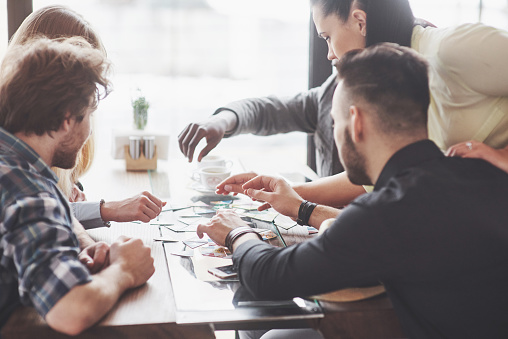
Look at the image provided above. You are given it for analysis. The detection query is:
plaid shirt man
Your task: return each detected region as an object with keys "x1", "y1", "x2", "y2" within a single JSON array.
[{"x1": 0, "y1": 127, "x2": 91, "y2": 328}]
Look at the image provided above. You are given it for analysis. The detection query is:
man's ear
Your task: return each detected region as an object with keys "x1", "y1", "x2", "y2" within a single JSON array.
[
  {"x1": 60, "y1": 112, "x2": 73, "y2": 133},
  {"x1": 349, "y1": 105, "x2": 364, "y2": 143},
  {"x1": 351, "y1": 9, "x2": 367, "y2": 37}
]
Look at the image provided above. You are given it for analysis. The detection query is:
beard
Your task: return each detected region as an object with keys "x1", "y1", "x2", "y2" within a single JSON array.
[
  {"x1": 340, "y1": 127, "x2": 372, "y2": 186},
  {"x1": 52, "y1": 133, "x2": 84, "y2": 169}
]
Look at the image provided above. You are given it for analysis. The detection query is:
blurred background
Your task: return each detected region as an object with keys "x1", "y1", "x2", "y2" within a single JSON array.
[
  {"x1": 1, "y1": 2, "x2": 507, "y2": 337},
  {"x1": 1, "y1": 0, "x2": 508, "y2": 167}
]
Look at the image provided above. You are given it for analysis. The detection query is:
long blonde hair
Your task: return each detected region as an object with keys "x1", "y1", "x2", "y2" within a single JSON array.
[{"x1": 9, "y1": 5, "x2": 105, "y2": 199}]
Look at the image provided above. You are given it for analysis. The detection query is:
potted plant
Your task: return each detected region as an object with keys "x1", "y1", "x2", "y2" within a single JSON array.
[{"x1": 132, "y1": 90, "x2": 149, "y2": 130}]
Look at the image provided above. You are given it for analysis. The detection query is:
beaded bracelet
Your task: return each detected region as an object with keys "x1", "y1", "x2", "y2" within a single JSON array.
[
  {"x1": 99, "y1": 199, "x2": 111, "y2": 227},
  {"x1": 225, "y1": 226, "x2": 262, "y2": 252}
]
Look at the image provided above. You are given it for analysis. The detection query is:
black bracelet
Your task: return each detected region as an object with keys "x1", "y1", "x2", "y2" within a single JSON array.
[
  {"x1": 296, "y1": 200, "x2": 318, "y2": 226},
  {"x1": 296, "y1": 200, "x2": 307, "y2": 225},
  {"x1": 225, "y1": 226, "x2": 262, "y2": 252},
  {"x1": 304, "y1": 202, "x2": 317, "y2": 225}
]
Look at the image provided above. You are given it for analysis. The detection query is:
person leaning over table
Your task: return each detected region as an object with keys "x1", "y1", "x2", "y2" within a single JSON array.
[
  {"x1": 9, "y1": 5, "x2": 166, "y2": 229},
  {"x1": 179, "y1": 1, "x2": 433, "y2": 193},
  {"x1": 0, "y1": 38, "x2": 155, "y2": 335},
  {"x1": 182, "y1": 0, "x2": 508, "y2": 211},
  {"x1": 198, "y1": 44, "x2": 508, "y2": 339}
]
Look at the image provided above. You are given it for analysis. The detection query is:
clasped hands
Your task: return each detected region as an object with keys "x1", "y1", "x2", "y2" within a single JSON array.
[
  {"x1": 196, "y1": 173, "x2": 303, "y2": 247},
  {"x1": 79, "y1": 236, "x2": 154, "y2": 283}
]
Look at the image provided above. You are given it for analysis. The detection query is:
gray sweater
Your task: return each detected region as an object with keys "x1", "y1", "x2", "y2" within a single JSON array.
[{"x1": 215, "y1": 73, "x2": 342, "y2": 177}]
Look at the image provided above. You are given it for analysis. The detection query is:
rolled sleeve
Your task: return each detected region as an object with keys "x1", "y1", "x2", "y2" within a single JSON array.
[
  {"x1": 217, "y1": 90, "x2": 320, "y2": 138},
  {"x1": 4, "y1": 193, "x2": 92, "y2": 317}
]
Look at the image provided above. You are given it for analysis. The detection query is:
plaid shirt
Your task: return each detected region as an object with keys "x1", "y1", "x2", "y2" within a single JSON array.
[{"x1": 0, "y1": 127, "x2": 91, "y2": 326}]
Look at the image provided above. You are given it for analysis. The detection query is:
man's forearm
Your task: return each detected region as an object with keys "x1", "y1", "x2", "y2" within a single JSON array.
[
  {"x1": 45, "y1": 263, "x2": 132, "y2": 336},
  {"x1": 308, "y1": 205, "x2": 341, "y2": 229},
  {"x1": 214, "y1": 110, "x2": 238, "y2": 134},
  {"x1": 293, "y1": 172, "x2": 365, "y2": 208}
]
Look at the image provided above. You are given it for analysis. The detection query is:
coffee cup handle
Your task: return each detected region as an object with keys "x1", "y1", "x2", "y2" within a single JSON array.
[
  {"x1": 191, "y1": 172, "x2": 201, "y2": 182},
  {"x1": 225, "y1": 160, "x2": 233, "y2": 169}
]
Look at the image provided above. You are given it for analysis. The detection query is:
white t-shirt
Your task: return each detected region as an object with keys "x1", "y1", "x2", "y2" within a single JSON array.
[{"x1": 412, "y1": 23, "x2": 508, "y2": 150}]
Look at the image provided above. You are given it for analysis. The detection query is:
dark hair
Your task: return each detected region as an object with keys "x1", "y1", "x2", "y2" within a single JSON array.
[
  {"x1": 0, "y1": 37, "x2": 111, "y2": 136},
  {"x1": 310, "y1": 0, "x2": 415, "y2": 47},
  {"x1": 336, "y1": 43, "x2": 429, "y2": 135}
]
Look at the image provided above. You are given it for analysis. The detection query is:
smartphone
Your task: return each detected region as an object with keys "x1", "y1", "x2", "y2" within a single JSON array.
[{"x1": 207, "y1": 264, "x2": 237, "y2": 279}]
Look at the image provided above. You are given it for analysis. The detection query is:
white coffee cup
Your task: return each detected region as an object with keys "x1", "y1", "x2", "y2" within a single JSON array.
[
  {"x1": 192, "y1": 166, "x2": 231, "y2": 190},
  {"x1": 197, "y1": 155, "x2": 233, "y2": 169}
]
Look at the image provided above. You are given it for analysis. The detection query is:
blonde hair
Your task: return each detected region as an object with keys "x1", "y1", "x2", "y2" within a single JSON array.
[
  {"x1": 7, "y1": 5, "x2": 107, "y2": 199},
  {"x1": 9, "y1": 5, "x2": 106, "y2": 54}
]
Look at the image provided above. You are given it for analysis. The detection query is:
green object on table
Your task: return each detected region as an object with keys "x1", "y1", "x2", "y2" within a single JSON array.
[{"x1": 132, "y1": 94, "x2": 149, "y2": 130}]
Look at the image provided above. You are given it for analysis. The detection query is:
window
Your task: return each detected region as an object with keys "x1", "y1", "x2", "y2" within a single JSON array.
[
  {"x1": 480, "y1": 0, "x2": 508, "y2": 30},
  {"x1": 32, "y1": 0, "x2": 310, "y2": 165},
  {"x1": 410, "y1": 0, "x2": 508, "y2": 29},
  {"x1": 7, "y1": 0, "x2": 508, "y2": 170},
  {"x1": 0, "y1": 0, "x2": 7, "y2": 59}
]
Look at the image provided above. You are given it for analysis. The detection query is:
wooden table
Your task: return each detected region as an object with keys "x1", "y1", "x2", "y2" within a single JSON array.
[{"x1": 2, "y1": 156, "x2": 405, "y2": 339}]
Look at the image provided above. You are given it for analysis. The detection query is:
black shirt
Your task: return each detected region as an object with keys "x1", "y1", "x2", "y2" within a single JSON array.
[{"x1": 233, "y1": 140, "x2": 508, "y2": 338}]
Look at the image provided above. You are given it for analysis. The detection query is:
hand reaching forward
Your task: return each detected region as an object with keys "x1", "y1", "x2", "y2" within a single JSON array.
[
  {"x1": 101, "y1": 191, "x2": 166, "y2": 223},
  {"x1": 178, "y1": 112, "x2": 237, "y2": 162},
  {"x1": 216, "y1": 172, "x2": 258, "y2": 196},
  {"x1": 196, "y1": 210, "x2": 249, "y2": 247},
  {"x1": 242, "y1": 175, "x2": 303, "y2": 219}
]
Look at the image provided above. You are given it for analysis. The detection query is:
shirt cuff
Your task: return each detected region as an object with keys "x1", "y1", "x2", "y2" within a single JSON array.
[
  {"x1": 213, "y1": 107, "x2": 239, "y2": 137},
  {"x1": 70, "y1": 202, "x2": 104, "y2": 229}
]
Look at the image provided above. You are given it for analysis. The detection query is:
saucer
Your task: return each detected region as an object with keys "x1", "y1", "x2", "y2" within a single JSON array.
[{"x1": 191, "y1": 182, "x2": 217, "y2": 194}]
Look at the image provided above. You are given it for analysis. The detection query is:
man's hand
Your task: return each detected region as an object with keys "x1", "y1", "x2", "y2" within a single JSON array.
[
  {"x1": 178, "y1": 111, "x2": 237, "y2": 162},
  {"x1": 242, "y1": 175, "x2": 304, "y2": 219},
  {"x1": 46, "y1": 236, "x2": 154, "y2": 335},
  {"x1": 216, "y1": 172, "x2": 258, "y2": 196},
  {"x1": 100, "y1": 191, "x2": 166, "y2": 223},
  {"x1": 196, "y1": 210, "x2": 249, "y2": 246},
  {"x1": 79, "y1": 241, "x2": 110, "y2": 274},
  {"x1": 109, "y1": 236, "x2": 155, "y2": 288}
]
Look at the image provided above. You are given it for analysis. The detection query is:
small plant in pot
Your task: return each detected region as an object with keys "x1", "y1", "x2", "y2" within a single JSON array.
[{"x1": 132, "y1": 90, "x2": 149, "y2": 130}]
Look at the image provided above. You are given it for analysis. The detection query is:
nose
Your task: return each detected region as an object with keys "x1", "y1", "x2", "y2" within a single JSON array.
[{"x1": 327, "y1": 44, "x2": 337, "y2": 61}]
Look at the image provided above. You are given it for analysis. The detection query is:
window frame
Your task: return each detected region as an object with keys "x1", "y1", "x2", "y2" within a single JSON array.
[{"x1": 7, "y1": 0, "x2": 32, "y2": 40}]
